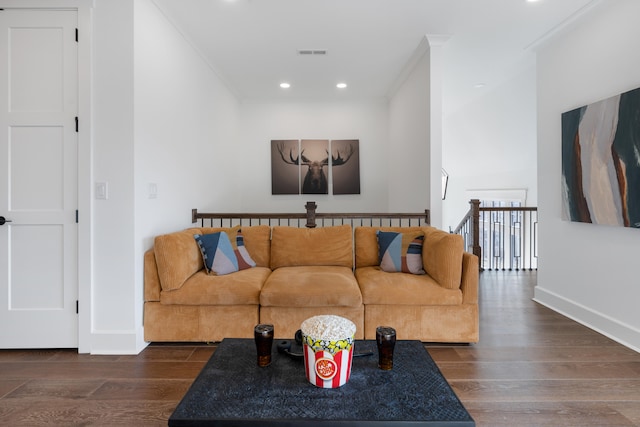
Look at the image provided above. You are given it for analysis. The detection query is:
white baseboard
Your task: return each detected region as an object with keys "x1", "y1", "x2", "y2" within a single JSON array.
[
  {"x1": 534, "y1": 286, "x2": 640, "y2": 353},
  {"x1": 89, "y1": 329, "x2": 149, "y2": 355}
]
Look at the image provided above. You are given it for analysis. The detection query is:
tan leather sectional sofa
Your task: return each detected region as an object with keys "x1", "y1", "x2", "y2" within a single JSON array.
[{"x1": 144, "y1": 224, "x2": 479, "y2": 343}]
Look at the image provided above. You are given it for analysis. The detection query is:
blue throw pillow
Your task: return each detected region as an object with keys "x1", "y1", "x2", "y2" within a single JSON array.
[
  {"x1": 194, "y1": 229, "x2": 256, "y2": 276},
  {"x1": 376, "y1": 230, "x2": 426, "y2": 275}
]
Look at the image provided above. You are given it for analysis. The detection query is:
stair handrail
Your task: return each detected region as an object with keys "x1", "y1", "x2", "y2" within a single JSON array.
[
  {"x1": 452, "y1": 199, "x2": 537, "y2": 271},
  {"x1": 452, "y1": 199, "x2": 482, "y2": 263}
]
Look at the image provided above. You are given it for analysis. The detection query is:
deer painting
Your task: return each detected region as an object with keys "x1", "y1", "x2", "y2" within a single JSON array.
[{"x1": 277, "y1": 142, "x2": 354, "y2": 194}]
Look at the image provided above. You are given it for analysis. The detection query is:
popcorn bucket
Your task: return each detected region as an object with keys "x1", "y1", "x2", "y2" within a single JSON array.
[{"x1": 300, "y1": 315, "x2": 356, "y2": 388}]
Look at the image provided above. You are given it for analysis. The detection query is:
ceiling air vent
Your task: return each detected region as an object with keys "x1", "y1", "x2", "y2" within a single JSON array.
[{"x1": 298, "y1": 49, "x2": 327, "y2": 56}]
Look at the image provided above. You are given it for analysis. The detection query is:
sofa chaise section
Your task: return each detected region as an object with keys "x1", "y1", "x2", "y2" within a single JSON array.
[
  {"x1": 143, "y1": 225, "x2": 272, "y2": 342},
  {"x1": 354, "y1": 226, "x2": 479, "y2": 342}
]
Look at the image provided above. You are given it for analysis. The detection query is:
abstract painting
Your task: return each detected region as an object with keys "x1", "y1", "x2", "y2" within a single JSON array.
[{"x1": 562, "y1": 87, "x2": 640, "y2": 228}]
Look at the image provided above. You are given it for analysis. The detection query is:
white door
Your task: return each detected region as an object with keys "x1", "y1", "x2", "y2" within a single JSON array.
[{"x1": 0, "y1": 9, "x2": 78, "y2": 348}]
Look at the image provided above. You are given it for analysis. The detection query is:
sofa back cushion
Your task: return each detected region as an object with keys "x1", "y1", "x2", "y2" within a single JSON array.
[
  {"x1": 354, "y1": 226, "x2": 464, "y2": 290},
  {"x1": 154, "y1": 229, "x2": 203, "y2": 292},
  {"x1": 270, "y1": 225, "x2": 353, "y2": 269},
  {"x1": 154, "y1": 225, "x2": 271, "y2": 291},
  {"x1": 422, "y1": 227, "x2": 463, "y2": 290}
]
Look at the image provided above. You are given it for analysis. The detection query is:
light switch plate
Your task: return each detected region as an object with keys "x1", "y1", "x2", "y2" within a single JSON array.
[
  {"x1": 148, "y1": 183, "x2": 158, "y2": 199},
  {"x1": 95, "y1": 182, "x2": 108, "y2": 200}
]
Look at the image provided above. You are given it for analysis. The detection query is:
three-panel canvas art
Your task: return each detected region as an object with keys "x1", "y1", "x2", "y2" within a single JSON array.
[{"x1": 271, "y1": 139, "x2": 360, "y2": 195}]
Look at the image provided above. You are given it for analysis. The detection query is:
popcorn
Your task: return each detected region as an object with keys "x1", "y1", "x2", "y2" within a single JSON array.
[
  {"x1": 301, "y1": 315, "x2": 356, "y2": 344},
  {"x1": 300, "y1": 315, "x2": 356, "y2": 388}
]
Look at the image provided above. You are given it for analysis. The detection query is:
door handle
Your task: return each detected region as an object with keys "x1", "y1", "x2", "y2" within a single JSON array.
[{"x1": 0, "y1": 216, "x2": 11, "y2": 226}]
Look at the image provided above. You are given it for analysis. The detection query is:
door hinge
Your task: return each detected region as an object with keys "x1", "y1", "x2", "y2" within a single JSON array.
[
  {"x1": 76, "y1": 300, "x2": 79, "y2": 314},
  {"x1": 75, "y1": 117, "x2": 78, "y2": 132},
  {"x1": 75, "y1": 210, "x2": 79, "y2": 223},
  {"x1": 75, "y1": 28, "x2": 78, "y2": 42}
]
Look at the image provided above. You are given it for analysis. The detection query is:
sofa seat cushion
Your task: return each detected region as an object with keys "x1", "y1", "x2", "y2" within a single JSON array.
[
  {"x1": 159, "y1": 267, "x2": 271, "y2": 306},
  {"x1": 355, "y1": 266, "x2": 462, "y2": 306},
  {"x1": 260, "y1": 266, "x2": 362, "y2": 308}
]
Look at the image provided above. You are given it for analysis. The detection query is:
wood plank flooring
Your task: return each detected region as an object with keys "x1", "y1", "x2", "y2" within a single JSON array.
[
  {"x1": 428, "y1": 271, "x2": 640, "y2": 427},
  {"x1": 0, "y1": 271, "x2": 638, "y2": 426}
]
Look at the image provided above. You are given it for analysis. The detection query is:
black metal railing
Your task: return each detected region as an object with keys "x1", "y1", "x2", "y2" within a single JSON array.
[
  {"x1": 453, "y1": 199, "x2": 538, "y2": 271},
  {"x1": 192, "y1": 202, "x2": 430, "y2": 228}
]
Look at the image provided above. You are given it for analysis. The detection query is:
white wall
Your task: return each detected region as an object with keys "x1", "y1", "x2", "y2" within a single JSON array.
[
  {"x1": 387, "y1": 37, "x2": 446, "y2": 228},
  {"x1": 442, "y1": 62, "x2": 538, "y2": 231},
  {"x1": 91, "y1": 0, "x2": 137, "y2": 353},
  {"x1": 388, "y1": 49, "x2": 430, "y2": 215},
  {"x1": 132, "y1": 0, "x2": 240, "y2": 352},
  {"x1": 84, "y1": 0, "x2": 240, "y2": 353},
  {"x1": 536, "y1": 0, "x2": 640, "y2": 352},
  {"x1": 237, "y1": 45, "x2": 440, "y2": 218},
  {"x1": 238, "y1": 101, "x2": 389, "y2": 213},
  {"x1": 134, "y1": 0, "x2": 239, "y2": 237},
  {"x1": 238, "y1": 45, "x2": 444, "y2": 218}
]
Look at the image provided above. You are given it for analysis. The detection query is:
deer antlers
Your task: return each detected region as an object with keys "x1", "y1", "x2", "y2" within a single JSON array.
[
  {"x1": 277, "y1": 143, "x2": 329, "y2": 166},
  {"x1": 276, "y1": 142, "x2": 301, "y2": 165},
  {"x1": 277, "y1": 142, "x2": 354, "y2": 167},
  {"x1": 331, "y1": 144, "x2": 354, "y2": 166}
]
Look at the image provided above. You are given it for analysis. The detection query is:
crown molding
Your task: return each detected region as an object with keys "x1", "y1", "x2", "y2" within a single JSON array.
[
  {"x1": 387, "y1": 34, "x2": 451, "y2": 99},
  {"x1": 525, "y1": 0, "x2": 607, "y2": 52}
]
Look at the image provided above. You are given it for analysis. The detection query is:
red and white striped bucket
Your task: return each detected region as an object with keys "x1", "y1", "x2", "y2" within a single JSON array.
[{"x1": 300, "y1": 315, "x2": 356, "y2": 388}]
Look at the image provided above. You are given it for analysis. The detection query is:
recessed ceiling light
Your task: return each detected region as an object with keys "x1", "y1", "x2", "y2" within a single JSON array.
[
  {"x1": 280, "y1": 82, "x2": 291, "y2": 89},
  {"x1": 336, "y1": 83, "x2": 347, "y2": 89},
  {"x1": 474, "y1": 83, "x2": 486, "y2": 88}
]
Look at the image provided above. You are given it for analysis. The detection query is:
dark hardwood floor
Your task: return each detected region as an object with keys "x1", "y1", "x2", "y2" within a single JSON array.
[
  {"x1": 0, "y1": 271, "x2": 639, "y2": 426},
  {"x1": 430, "y1": 272, "x2": 640, "y2": 426}
]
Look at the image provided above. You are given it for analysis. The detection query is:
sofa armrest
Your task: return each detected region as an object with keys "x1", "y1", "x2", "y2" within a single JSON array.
[
  {"x1": 144, "y1": 249, "x2": 161, "y2": 302},
  {"x1": 460, "y1": 252, "x2": 479, "y2": 304}
]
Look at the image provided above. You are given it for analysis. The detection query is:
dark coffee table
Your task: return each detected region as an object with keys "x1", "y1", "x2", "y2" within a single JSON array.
[{"x1": 169, "y1": 338, "x2": 474, "y2": 426}]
